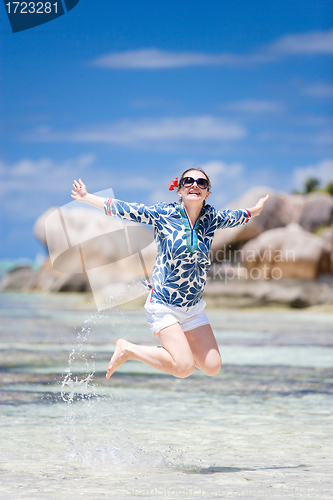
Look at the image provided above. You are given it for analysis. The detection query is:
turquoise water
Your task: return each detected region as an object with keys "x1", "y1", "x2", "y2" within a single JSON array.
[
  {"x1": 0, "y1": 258, "x2": 42, "y2": 281},
  {"x1": 0, "y1": 292, "x2": 332, "y2": 499}
]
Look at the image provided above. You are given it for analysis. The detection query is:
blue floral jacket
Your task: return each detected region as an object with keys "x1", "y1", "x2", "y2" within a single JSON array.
[{"x1": 104, "y1": 199, "x2": 251, "y2": 308}]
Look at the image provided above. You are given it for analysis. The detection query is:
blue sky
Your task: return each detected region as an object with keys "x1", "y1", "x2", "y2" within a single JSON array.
[{"x1": 1, "y1": 0, "x2": 333, "y2": 259}]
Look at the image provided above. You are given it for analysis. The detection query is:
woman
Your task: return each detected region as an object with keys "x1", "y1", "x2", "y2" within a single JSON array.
[{"x1": 71, "y1": 169, "x2": 269, "y2": 380}]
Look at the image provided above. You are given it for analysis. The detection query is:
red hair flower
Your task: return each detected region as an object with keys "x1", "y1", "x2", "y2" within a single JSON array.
[{"x1": 168, "y1": 177, "x2": 179, "y2": 191}]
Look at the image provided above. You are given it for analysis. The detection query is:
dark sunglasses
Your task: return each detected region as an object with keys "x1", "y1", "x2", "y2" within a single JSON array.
[{"x1": 181, "y1": 177, "x2": 209, "y2": 190}]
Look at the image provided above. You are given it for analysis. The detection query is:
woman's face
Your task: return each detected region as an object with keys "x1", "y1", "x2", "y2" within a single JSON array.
[{"x1": 178, "y1": 170, "x2": 210, "y2": 205}]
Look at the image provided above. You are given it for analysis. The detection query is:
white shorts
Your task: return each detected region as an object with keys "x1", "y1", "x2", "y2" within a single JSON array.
[{"x1": 144, "y1": 298, "x2": 209, "y2": 335}]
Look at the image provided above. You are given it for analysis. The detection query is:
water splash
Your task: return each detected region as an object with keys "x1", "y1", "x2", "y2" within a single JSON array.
[{"x1": 58, "y1": 308, "x2": 171, "y2": 472}]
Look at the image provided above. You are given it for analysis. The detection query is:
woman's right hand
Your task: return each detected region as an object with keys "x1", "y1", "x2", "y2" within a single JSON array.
[{"x1": 71, "y1": 178, "x2": 87, "y2": 202}]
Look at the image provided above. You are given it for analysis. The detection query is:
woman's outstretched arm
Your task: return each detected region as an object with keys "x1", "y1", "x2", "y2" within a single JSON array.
[
  {"x1": 71, "y1": 178, "x2": 105, "y2": 211},
  {"x1": 216, "y1": 194, "x2": 270, "y2": 230},
  {"x1": 247, "y1": 194, "x2": 269, "y2": 217}
]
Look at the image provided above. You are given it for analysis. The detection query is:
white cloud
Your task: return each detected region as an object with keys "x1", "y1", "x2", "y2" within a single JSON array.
[
  {"x1": 25, "y1": 116, "x2": 247, "y2": 148},
  {"x1": 2, "y1": 154, "x2": 96, "y2": 180},
  {"x1": 197, "y1": 160, "x2": 246, "y2": 205},
  {"x1": 270, "y1": 29, "x2": 333, "y2": 55},
  {"x1": 170, "y1": 159, "x2": 251, "y2": 207},
  {"x1": 254, "y1": 126, "x2": 333, "y2": 150},
  {"x1": 91, "y1": 48, "x2": 263, "y2": 69},
  {"x1": 292, "y1": 159, "x2": 333, "y2": 190},
  {"x1": 147, "y1": 159, "x2": 249, "y2": 206},
  {"x1": 0, "y1": 154, "x2": 96, "y2": 190},
  {"x1": 116, "y1": 175, "x2": 157, "y2": 190},
  {"x1": 0, "y1": 155, "x2": 101, "y2": 220},
  {"x1": 90, "y1": 29, "x2": 333, "y2": 70},
  {"x1": 197, "y1": 160, "x2": 244, "y2": 178},
  {"x1": 224, "y1": 99, "x2": 284, "y2": 114},
  {"x1": 304, "y1": 82, "x2": 333, "y2": 97},
  {"x1": 289, "y1": 115, "x2": 332, "y2": 127}
]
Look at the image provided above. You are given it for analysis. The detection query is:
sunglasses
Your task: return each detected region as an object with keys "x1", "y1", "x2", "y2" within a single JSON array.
[{"x1": 181, "y1": 177, "x2": 209, "y2": 190}]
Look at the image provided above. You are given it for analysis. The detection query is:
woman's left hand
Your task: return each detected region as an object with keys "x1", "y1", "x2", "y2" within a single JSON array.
[{"x1": 249, "y1": 194, "x2": 269, "y2": 217}]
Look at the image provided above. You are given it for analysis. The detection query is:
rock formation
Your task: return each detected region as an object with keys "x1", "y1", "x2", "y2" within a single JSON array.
[
  {"x1": 211, "y1": 187, "x2": 332, "y2": 256},
  {"x1": 242, "y1": 223, "x2": 330, "y2": 280},
  {"x1": 1, "y1": 187, "x2": 332, "y2": 308}
]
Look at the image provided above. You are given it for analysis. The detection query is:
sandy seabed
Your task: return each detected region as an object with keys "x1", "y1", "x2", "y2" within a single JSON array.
[{"x1": 0, "y1": 292, "x2": 332, "y2": 499}]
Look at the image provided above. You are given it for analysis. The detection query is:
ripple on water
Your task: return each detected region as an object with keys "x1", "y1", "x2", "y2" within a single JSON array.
[{"x1": 0, "y1": 292, "x2": 332, "y2": 498}]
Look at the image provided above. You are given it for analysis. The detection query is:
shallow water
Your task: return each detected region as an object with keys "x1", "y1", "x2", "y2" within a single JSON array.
[{"x1": 0, "y1": 292, "x2": 332, "y2": 499}]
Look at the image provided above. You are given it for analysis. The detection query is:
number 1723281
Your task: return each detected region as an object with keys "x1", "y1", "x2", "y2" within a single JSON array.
[{"x1": 5, "y1": 2, "x2": 58, "y2": 13}]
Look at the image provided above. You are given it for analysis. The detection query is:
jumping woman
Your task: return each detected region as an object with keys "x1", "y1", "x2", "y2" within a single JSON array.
[{"x1": 71, "y1": 169, "x2": 269, "y2": 380}]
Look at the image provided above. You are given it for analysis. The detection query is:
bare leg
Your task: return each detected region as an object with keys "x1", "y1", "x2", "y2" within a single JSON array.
[
  {"x1": 184, "y1": 324, "x2": 222, "y2": 376},
  {"x1": 106, "y1": 322, "x2": 195, "y2": 379}
]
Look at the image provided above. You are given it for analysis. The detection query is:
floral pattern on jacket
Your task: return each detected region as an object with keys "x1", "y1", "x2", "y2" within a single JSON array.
[{"x1": 104, "y1": 199, "x2": 251, "y2": 308}]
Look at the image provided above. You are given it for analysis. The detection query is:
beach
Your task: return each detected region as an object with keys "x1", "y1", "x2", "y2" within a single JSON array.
[{"x1": 0, "y1": 291, "x2": 332, "y2": 499}]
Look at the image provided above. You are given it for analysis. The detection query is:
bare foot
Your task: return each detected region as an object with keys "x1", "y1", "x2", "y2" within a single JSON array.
[{"x1": 106, "y1": 339, "x2": 132, "y2": 379}]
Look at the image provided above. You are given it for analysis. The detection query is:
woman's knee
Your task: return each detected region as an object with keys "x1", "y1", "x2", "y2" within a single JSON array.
[
  {"x1": 203, "y1": 356, "x2": 222, "y2": 377},
  {"x1": 173, "y1": 361, "x2": 195, "y2": 378}
]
